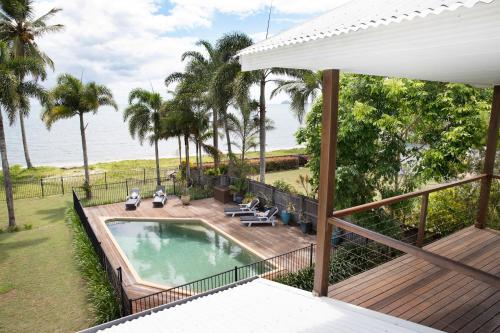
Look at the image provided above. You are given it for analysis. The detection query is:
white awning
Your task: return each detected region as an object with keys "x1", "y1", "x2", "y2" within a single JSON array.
[
  {"x1": 237, "y1": 0, "x2": 500, "y2": 86},
  {"x1": 85, "y1": 278, "x2": 441, "y2": 333}
]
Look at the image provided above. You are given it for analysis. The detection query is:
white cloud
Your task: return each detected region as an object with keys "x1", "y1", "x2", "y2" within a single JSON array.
[{"x1": 28, "y1": 0, "x2": 350, "y2": 110}]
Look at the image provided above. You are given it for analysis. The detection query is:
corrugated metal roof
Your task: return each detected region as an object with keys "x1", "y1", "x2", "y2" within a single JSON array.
[
  {"x1": 237, "y1": 0, "x2": 500, "y2": 86},
  {"x1": 238, "y1": 0, "x2": 493, "y2": 56},
  {"x1": 88, "y1": 278, "x2": 442, "y2": 333}
]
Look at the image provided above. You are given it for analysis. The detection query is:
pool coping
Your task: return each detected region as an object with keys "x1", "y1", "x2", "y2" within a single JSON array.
[{"x1": 97, "y1": 216, "x2": 272, "y2": 291}]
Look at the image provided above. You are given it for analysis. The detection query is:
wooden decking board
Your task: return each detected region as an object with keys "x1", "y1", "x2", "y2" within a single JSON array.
[
  {"x1": 446, "y1": 291, "x2": 500, "y2": 332},
  {"x1": 329, "y1": 226, "x2": 486, "y2": 298},
  {"x1": 433, "y1": 286, "x2": 500, "y2": 330},
  {"x1": 83, "y1": 197, "x2": 315, "y2": 300},
  {"x1": 334, "y1": 230, "x2": 497, "y2": 306},
  {"x1": 376, "y1": 240, "x2": 500, "y2": 314},
  {"x1": 329, "y1": 227, "x2": 500, "y2": 333}
]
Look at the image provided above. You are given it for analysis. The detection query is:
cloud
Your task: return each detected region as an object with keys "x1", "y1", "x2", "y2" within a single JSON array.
[{"x1": 27, "y1": 0, "x2": 350, "y2": 110}]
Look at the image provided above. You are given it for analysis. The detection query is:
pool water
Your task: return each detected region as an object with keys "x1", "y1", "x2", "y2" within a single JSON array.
[{"x1": 106, "y1": 220, "x2": 268, "y2": 287}]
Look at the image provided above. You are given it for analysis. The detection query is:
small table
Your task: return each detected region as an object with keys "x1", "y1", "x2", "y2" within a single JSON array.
[{"x1": 214, "y1": 186, "x2": 231, "y2": 204}]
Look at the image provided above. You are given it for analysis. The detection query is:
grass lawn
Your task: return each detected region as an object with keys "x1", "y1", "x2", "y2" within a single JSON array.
[
  {"x1": 250, "y1": 167, "x2": 312, "y2": 195},
  {"x1": 0, "y1": 196, "x2": 92, "y2": 333}
]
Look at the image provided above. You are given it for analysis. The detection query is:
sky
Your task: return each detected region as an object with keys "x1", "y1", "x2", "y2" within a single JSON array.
[{"x1": 32, "y1": 0, "x2": 350, "y2": 107}]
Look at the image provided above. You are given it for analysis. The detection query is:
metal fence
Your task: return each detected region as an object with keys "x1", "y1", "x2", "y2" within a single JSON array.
[
  {"x1": 129, "y1": 243, "x2": 316, "y2": 313},
  {"x1": 72, "y1": 190, "x2": 132, "y2": 316},
  {"x1": 242, "y1": 177, "x2": 319, "y2": 230},
  {"x1": 0, "y1": 168, "x2": 177, "y2": 201}
]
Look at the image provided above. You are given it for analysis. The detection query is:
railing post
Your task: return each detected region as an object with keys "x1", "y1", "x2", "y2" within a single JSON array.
[
  {"x1": 143, "y1": 168, "x2": 146, "y2": 182},
  {"x1": 476, "y1": 85, "x2": 499, "y2": 229},
  {"x1": 125, "y1": 179, "x2": 129, "y2": 196},
  {"x1": 104, "y1": 172, "x2": 108, "y2": 190},
  {"x1": 234, "y1": 266, "x2": 238, "y2": 282},
  {"x1": 416, "y1": 193, "x2": 429, "y2": 247},
  {"x1": 61, "y1": 177, "x2": 65, "y2": 195},
  {"x1": 40, "y1": 179, "x2": 44, "y2": 197},
  {"x1": 309, "y1": 243, "x2": 314, "y2": 267},
  {"x1": 117, "y1": 267, "x2": 124, "y2": 317}
]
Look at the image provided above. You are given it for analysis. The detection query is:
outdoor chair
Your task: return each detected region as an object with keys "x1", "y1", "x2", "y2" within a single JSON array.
[
  {"x1": 153, "y1": 185, "x2": 167, "y2": 208},
  {"x1": 240, "y1": 206, "x2": 278, "y2": 227},
  {"x1": 125, "y1": 188, "x2": 141, "y2": 209},
  {"x1": 224, "y1": 198, "x2": 260, "y2": 217}
]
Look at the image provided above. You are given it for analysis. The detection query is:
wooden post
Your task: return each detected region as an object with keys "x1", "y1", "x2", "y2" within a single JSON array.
[
  {"x1": 313, "y1": 69, "x2": 340, "y2": 296},
  {"x1": 416, "y1": 193, "x2": 429, "y2": 247},
  {"x1": 476, "y1": 85, "x2": 500, "y2": 229}
]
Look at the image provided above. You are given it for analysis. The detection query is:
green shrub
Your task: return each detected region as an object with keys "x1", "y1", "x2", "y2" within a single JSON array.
[
  {"x1": 272, "y1": 180, "x2": 297, "y2": 194},
  {"x1": 66, "y1": 208, "x2": 120, "y2": 324},
  {"x1": 275, "y1": 243, "x2": 396, "y2": 291},
  {"x1": 426, "y1": 183, "x2": 479, "y2": 237},
  {"x1": 23, "y1": 224, "x2": 33, "y2": 230}
]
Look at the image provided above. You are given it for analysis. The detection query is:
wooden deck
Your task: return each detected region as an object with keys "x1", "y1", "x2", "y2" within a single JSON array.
[
  {"x1": 328, "y1": 226, "x2": 500, "y2": 333},
  {"x1": 83, "y1": 197, "x2": 315, "y2": 300}
]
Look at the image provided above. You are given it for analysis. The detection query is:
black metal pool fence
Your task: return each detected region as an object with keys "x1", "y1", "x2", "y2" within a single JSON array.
[{"x1": 72, "y1": 189, "x2": 317, "y2": 315}]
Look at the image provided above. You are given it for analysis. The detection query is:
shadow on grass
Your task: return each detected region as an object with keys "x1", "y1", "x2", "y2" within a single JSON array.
[
  {"x1": 0, "y1": 236, "x2": 49, "y2": 264},
  {"x1": 36, "y1": 205, "x2": 69, "y2": 223}
]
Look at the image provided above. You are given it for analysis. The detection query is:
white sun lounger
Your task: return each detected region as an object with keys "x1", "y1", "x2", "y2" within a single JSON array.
[
  {"x1": 125, "y1": 188, "x2": 141, "y2": 209},
  {"x1": 153, "y1": 185, "x2": 167, "y2": 208},
  {"x1": 224, "y1": 198, "x2": 260, "y2": 217},
  {"x1": 240, "y1": 207, "x2": 279, "y2": 227}
]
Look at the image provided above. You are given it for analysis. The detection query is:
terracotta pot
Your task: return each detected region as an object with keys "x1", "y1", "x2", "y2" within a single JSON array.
[{"x1": 181, "y1": 195, "x2": 191, "y2": 205}]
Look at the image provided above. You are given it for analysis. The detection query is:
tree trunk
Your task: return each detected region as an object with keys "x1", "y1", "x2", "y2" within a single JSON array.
[
  {"x1": 0, "y1": 109, "x2": 15, "y2": 227},
  {"x1": 259, "y1": 77, "x2": 266, "y2": 183},
  {"x1": 199, "y1": 142, "x2": 203, "y2": 177},
  {"x1": 177, "y1": 136, "x2": 182, "y2": 169},
  {"x1": 212, "y1": 108, "x2": 219, "y2": 169},
  {"x1": 154, "y1": 138, "x2": 161, "y2": 185},
  {"x1": 19, "y1": 112, "x2": 33, "y2": 168},
  {"x1": 79, "y1": 112, "x2": 90, "y2": 187},
  {"x1": 184, "y1": 134, "x2": 191, "y2": 181},
  {"x1": 224, "y1": 117, "x2": 232, "y2": 157}
]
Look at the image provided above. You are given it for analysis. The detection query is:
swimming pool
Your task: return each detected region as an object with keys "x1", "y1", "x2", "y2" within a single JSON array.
[{"x1": 105, "y1": 219, "x2": 269, "y2": 287}]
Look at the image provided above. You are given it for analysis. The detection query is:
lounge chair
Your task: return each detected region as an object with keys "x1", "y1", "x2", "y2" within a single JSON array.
[
  {"x1": 224, "y1": 198, "x2": 260, "y2": 217},
  {"x1": 153, "y1": 185, "x2": 167, "y2": 208},
  {"x1": 125, "y1": 188, "x2": 141, "y2": 209},
  {"x1": 240, "y1": 207, "x2": 279, "y2": 227}
]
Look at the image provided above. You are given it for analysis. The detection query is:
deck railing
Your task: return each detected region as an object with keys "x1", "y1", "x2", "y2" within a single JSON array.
[{"x1": 327, "y1": 174, "x2": 500, "y2": 289}]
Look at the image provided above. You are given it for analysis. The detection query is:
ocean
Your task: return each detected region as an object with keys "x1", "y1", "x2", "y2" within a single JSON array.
[{"x1": 4, "y1": 103, "x2": 306, "y2": 168}]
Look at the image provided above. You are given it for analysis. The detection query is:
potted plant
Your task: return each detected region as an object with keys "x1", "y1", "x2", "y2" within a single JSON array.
[
  {"x1": 179, "y1": 178, "x2": 191, "y2": 205},
  {"x1": 280, "y1": 202, "x2": 295, "y2": 225},
  {"x1": 229, "y1": 178, "x2": 248, "y2": 204},
  {"x1": 257, "y1": 191, "x2": 273, "y2": 211},
  {"x1": 298, "y1": 213, "x2": 312, "y2": 234}
]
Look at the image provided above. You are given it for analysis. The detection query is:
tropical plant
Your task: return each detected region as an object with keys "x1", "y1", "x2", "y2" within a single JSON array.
[
  {"x1": 296, "y1": 174, "x2": 314, "y2": 198},
  {"x1": 0, "y1": 0, "x2": 63, "y2": 168},
  {"x1": 296, "y1": 75, "x2": 489, "y2": 210},
  {"x1": 123, "y1": 88, "x2": 164, "y2": 185},
  {"x1": 42, "y1": 74, "x2": 117, "y2": 188},
  {"x1": 272, "y1": 179, "x2": 296, "y2": 194},
  {"x1": 226, "y1": 98, "x2": 273, "y2": 162},
  {"x1": 0, "y1": 41, "x2": 46, "y2": 228},
  {"x1": 271, "y1": 70, "x2": 322, "y2": 124}
]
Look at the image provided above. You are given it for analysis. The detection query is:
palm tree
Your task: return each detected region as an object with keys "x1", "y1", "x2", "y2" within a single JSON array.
[
  {"x1": 124, "y1": 89, "x2": 164, "y2": 185},
  {"x1": 271, "y1": 70, "x2": 322, "y2": 124},
  {"x1": 0, "y1": 41, "x2": 46, "y2": 227},
  {"x1": 165, "y1": 40, "x2": 221, "y2": 167},
  {"x1": 0, "y1": 0, "x2": 63, "y2": 168},
  {"x1": 42, "y1": 74, "x2": 117, "y2": 188},
  {"x1": 227, "y1": 100, "x2": 263, "y2": 162}
]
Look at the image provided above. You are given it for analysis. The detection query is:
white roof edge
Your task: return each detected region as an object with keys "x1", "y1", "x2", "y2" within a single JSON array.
[{"x1": 237, "y1": 0, "x2": 494, "y2": 57}]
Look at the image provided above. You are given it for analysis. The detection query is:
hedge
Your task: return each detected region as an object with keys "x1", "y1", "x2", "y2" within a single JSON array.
[{"x1": 184, "y1": 155, "x2": 309, "y2": 174}]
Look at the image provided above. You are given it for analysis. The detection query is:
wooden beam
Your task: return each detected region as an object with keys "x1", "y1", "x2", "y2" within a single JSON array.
[
  {"x1": 332, "y1": 175, "x2": 485, "y2": 218},
  {"x1": 330, "y1": 217, "x2": 500, "y2": 289},
  {"x1": 313, "y1": 69, "x2": 340, "y2": 296},
  {"x1": 476, "y1": 86, "x2": 500, "y2": 229},
  {"x1": 416, "y1": 193, "x2": 429, "y2": 248}
]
